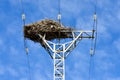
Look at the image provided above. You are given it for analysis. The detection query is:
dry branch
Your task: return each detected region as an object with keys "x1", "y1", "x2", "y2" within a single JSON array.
[{"x1": 24, "y1": 19, "x2": 73, "y2": 46}]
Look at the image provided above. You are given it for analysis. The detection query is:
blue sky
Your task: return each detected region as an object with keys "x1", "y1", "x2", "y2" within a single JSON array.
[{"x1": 0, "y1": 0, "x2": 120, "y2": 80}]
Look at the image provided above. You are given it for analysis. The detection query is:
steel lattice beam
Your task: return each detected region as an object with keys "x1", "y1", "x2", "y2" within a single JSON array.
[{"x1": 38, "y1": 30, "x2": 93, "y2": 80}]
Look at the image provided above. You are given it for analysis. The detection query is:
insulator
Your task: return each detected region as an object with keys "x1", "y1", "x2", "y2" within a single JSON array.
[
  {"x1": 26, "y1": 47, "x2": 28, "y2": 54},
  {"x1": 22, "y1": 14, "x2": 26, "y2": 20},
  {"x1": 58, "y1": 14, "x2": 61, "y2": 20},
  {"x1": 90, "y1": 48, "x2": 93, "y2": 56},
  {"x1": 94, "y1": 14, "x2": 97, "y2": 21}
]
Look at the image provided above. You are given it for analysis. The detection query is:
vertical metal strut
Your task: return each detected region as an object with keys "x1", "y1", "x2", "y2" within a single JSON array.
[{"x1": 53, "y1": 44, "x2": 65, "y2": 80}]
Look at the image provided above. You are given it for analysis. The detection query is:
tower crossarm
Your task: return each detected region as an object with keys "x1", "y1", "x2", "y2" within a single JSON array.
[
  {"x1": 38, "y1": 30, "x2": 93, "y2": 80},
  {"x1": 38, "y1": 30, "x2": 94, "y2": 59},
  {"x1": 64, "y1": 30, "x2": 93, "y2": 58}
]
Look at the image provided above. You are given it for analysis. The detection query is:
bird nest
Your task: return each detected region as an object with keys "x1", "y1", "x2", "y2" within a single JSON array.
[{"x1": 24, "y1": 19, "x2": 73, "y2": 44}]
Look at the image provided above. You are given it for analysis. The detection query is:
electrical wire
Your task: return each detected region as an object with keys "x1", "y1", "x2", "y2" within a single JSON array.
[
  {"x1": 93, "y1": 0, "x2": 98, "y2": 56},
  {"x1": 58, "y1": 0, "x2": 61, "y2": 23},
  {"x1": 20, "y1": 0, "x2": 32, "y2": 80},
  {"x1": 93, "y1": 15, "x2": 97, "y2": 55},
  {"x1": 89, "y1": 0, "x2": 98, "y2": 80},
  {"x1": 26, "y1": 54, "x2": 32, "y2": 80},
  {"x1": 88, "y1": 56, "x2": 92, "y2": 80},
  {"x1": 88, "y1": 55, "x2": 95, "y2": 80},
  {"x1": 58, "y1": 0, "x2": 61, "y2": 43}
]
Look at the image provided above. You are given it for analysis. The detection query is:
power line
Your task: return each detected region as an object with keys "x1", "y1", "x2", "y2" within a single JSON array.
[
  {"x1": 89, "y1": 0, "x2": 98, "y2": 80},
  {"x1": 88, "y1": 56, "x2": 92, "y2": 80},
  {"x1": 20, "y1": 0, "x2": 98, "y2": 80},
  {"x1": 20, "y1": 0, "x2": 32, "y2": 80},
  {"x1": 26, "y1": 54, "x2": 32, "y2": 80},
  {"x1": 88, "y1": 55, "x2": 95, "y2": 80},
  {"x1": 58, "y1": 0, "x2": 61, "y2": 23},
  {"x1": 92, "y1": 0, "x2": 98, "y2": 56},
  {"x1": 58, "y1": 0, "x2": 61, "y2": 43}
]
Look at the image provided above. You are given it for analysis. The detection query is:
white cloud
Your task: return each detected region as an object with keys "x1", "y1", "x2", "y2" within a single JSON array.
[
  {"x1": 113, "y1": 38, "x2": 120, "y2": 53},
  {"x1": 0, "y1": 38, "x2": 3, "y2": 46},
  {"x1": 33, "y1": 72, "x2": 47, "y2": 80},
  {"x1": 0, "y1": 38, "x2": 6, "y2": 54},
  {"x1": 65, "y1": 49, "x2": 90, "y2": 79},
  {"x1": 9, "y1": 46, "x2": 19, "y2": 55},
  {"x1": 117, "y1": 10, "x2": 120, "y2": 21},
  {"x1": 8, "y1": 0, "x2": 33, "y2": 6},
  {"x1": 95, "y1": 0, "x2": 112, "y2": 8},
  {"x1": 0, "y1": 63, "x2": 19, "y2": 77},
  {"x1": 0, "y1": 65, "x2": 18, "y2": 77},
  {"x1": 20, "y1": 77, "x2": 27, "y2": 80},
  {"x1": 1, "y1": 0, "x2": 120, "y2": 80},
  {"x1": 7, "y1": 67, "x2": 19, "y2": 77},
  {"x1": 0, "y1": 64, "x2": 5, "y2": 75},
  {"x1": 106, "y1": 77, "x2": 120, "y2": 80}
]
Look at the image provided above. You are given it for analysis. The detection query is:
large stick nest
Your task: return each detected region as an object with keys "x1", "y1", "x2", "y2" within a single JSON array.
[{"x1": 24, "y1": 19, "x2": 73, "y2": 44}]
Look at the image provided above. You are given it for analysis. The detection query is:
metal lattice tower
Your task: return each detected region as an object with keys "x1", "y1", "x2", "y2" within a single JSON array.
[
  {"x1": 38, "y1": 30, "x2": 94, "y2": 80},
  {"x1": 21, "y1": 0, "x2": 97, "y2": 79}
]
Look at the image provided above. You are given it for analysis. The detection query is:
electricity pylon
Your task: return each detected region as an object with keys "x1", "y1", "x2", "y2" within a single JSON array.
[{"x1": 38, "y1": 30, "x2": 94, "y2": 80}]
